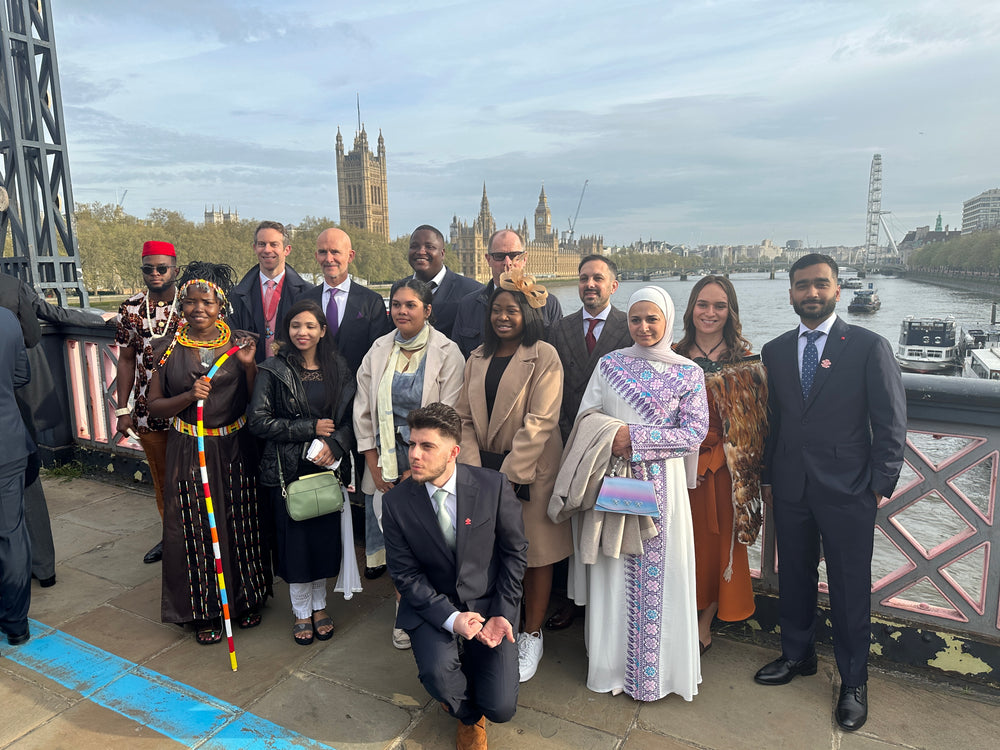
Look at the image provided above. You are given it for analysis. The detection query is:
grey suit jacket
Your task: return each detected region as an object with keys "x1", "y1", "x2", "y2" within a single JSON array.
[
  {"x1": 549, "y1": 306, "x2": 632, "y2": 441},
  {"x1": 382, "y1": 464, "x2": 527, "y2": 631},
  {"x1": 761, "y1": 315, "x2": 906, "y2": 502}
]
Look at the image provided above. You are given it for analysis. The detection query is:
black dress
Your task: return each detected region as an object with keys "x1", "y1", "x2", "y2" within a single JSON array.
[{"x1": 271, "y1": 373, "x2": 343, "y2": 583}]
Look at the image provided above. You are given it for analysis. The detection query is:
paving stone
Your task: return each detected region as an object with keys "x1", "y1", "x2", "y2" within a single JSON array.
[
  {"x1": 250, "y1": 670, "x2": 411, "y2": 750},
  {"x1": 845, "y1": 671, "x2": 1000, "y2": 750},
  {"x1": 60, "y1": 491, "x2": 161, "y2": 536},
  {"x1": 622, "y1": 728, "x2": 705, "y2": 749},
  {"x1": 404, "y1": 704, "x2": 619, "y2": 750},
  {"x1": 635, "y1": 638, "x2": 836, "y2": 750},
  {"x1": 49, "y1": 517, "x2": 118, "y2": 564},
  {"x1": 61, "y1": 605, "x2": 185, "y2": 665},
  {"x1": 27, "y1": 566, "x2": 127, "y2": 628},
  {"x1": 0, "y1": 666, "x2": 74, "y2": 746},
  {"x1": 4, "y1": 698, "x2": 179, "y2": 749},
  {"x1": 517, "y1": 626, "x2": 638, "y2": 736},
  {"x1": 41, "y1": 476, "x2": 135, "y2": 517},
  {"x1": 106, "y1": 576, "x2": 164, "y2": 624},
  {"x1": 63, "y1": 530, "x2": 164, "y2": 589}
]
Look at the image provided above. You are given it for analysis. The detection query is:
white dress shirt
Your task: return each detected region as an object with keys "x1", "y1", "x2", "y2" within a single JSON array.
[
  {"x1": 425, "y1": 470, "x2": 460, "y2": 632},
  {"x1": 582, "y1": 305, "x2": 611, "y2": 340},
  {"x1": 321, "y1": 278, "x2": 352, "y2": 328}
]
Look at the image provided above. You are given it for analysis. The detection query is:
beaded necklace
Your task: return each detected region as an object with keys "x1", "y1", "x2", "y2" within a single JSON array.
[
  {"x1": 176, "y1": 320, "x2": 232, "y2": 349},
  {"x1": 144, "y1": 294, "x2": 178, "y2": 341}
]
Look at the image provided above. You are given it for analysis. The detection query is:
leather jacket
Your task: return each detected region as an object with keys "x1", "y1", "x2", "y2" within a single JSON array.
[{"x1": 248, "y1": 353, "x2": 356, "y2": 487}]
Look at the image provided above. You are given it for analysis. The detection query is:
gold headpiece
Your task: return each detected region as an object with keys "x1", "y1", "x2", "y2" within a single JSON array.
[
  {"x1": 180, "y1": 278, "x2": 227, "y2": 306},
  {"x1": 498, "y1": 268, "x2": 548, "y2": 309}
]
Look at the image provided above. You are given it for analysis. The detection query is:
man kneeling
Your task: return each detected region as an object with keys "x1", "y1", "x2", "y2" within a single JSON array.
[{"x1": 382, "y1": 403, "x2": 527, "y2": 749}]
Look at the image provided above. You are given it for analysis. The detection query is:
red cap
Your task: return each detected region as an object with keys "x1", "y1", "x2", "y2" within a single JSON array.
[{"x1": 142, "y1": 240, "x2": 176, "y2": 257}]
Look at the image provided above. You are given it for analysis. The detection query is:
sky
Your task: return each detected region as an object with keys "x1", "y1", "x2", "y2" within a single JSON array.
[{"x1": 52, "y1": 0, "x2": 1000, "y2": 247}]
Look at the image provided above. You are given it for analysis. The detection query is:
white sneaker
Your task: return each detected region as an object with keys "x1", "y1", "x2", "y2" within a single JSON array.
[
  {"x1": 393, "y1": 600, "x2": 411, "y2": 650},
  {"x1": 517, "y1": 630, "x2": 543, "y2": 682}
]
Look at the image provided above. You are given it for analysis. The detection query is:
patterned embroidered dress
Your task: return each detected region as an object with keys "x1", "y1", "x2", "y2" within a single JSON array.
[{"x1": 578, "y1": 351, "x2": 708, "y2": 701}]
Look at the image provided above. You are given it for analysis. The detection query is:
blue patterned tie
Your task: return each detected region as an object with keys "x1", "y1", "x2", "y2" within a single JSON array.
[{"x1": 801, "y1": 330, "x2": 823, "y2": 399}]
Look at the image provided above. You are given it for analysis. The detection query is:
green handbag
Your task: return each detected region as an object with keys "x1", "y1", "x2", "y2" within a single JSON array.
[{"x1": 277, "y1": 451, "x2": 344, "y2": 521}]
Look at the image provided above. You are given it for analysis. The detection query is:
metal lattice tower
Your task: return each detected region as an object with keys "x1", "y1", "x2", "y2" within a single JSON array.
[
  {"x1": 0, "y1": 0, "x2": 87, "y2": 305},
  {"x1": 863, "y1": 153, "x2": 883, "y2": 272}
]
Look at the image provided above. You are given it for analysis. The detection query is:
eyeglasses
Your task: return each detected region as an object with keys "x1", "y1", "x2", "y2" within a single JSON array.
[
  {"x1": 140, "y1": 264, "x2": 175, "y2": 275},
  {"x1": 488, "y1": 252, "x2": 524, "y2": 262}
]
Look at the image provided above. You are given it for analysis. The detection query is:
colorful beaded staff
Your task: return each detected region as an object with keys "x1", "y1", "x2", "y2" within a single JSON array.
[{"x1": 197, "y1": 342, "x2": 243, "y2": 671}]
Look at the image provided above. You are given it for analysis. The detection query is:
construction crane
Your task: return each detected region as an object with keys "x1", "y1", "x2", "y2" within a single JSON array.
[{"x1": 566, "y1": 180, "x2": 588, "y2": 245}]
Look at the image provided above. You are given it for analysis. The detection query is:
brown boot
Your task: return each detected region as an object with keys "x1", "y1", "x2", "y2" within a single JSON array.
[{"x1": 455, "y1": 716, "x2": 487, "y2": 750}]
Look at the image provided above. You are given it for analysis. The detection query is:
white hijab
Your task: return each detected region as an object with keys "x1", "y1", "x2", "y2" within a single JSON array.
[
  {"x1": 619, "y1": 285, "x2": 701, "y2": 488},
  {"x1": 620, "y1": 286, "x2": 698, "y2": 367}
]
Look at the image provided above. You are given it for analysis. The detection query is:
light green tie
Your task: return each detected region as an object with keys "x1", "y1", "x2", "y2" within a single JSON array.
[{"x1": 433, "y1": 488, "x2": 456, "y2": 550}]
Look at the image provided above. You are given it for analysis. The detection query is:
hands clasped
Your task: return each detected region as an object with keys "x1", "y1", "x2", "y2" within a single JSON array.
[{"x1": 453, "y1": 611, "x2": 514, "y2": 648}]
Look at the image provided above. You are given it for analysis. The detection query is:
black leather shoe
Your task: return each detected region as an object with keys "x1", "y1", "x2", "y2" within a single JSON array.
[
  {"x1": 836, "y1": 683, "x2": 868, "y2": 731},
  {"x1": 39, "y1": 575, "x2": 56, "y2": 588},
  {"x1": 143, "y1": 541, "x2": 163, "y2": 564},
  {"x1": 753, "y1": 653, "x2": 818, "y2": 685},
  {"x1": 364, "y1": 564, "x2": 386, "y2": 580},
  {"x1": 7, "y1": 629, "x2": 30, "y2": 646}
]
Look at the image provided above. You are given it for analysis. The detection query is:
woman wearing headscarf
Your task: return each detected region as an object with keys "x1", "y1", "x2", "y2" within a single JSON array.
[{"x1": 575, "y1": 286, "x2": 709, "y2": 701}]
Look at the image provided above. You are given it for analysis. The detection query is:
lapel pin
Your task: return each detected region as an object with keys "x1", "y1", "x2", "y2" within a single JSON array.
[
  {"x1": 464, "y1": 518, "x2": 472, "y2": 525},
  {"x1": 841, "y1": 336, "x2": 846, "y2": 340},
  {"x1": 821, "y1": 359, "x2": 831, "y2": 368}
]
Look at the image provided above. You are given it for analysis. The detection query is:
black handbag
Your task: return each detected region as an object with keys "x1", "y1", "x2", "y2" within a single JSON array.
[{"x1": 480, "y1": 450, "x2": 531, "y2": 502}]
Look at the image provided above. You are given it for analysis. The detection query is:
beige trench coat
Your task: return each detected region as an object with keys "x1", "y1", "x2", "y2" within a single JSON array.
[{"x1": 455, "y1": 340, "x2": 572, "y2": 567}]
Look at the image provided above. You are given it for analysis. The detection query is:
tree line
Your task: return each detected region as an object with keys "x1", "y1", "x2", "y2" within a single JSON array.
[
  {"x1": 73, "y1": 203, "x2": 424, "y2": 294},
  {"x1": 908, "y1": 230, "x2": 1000, "y2": 273}
]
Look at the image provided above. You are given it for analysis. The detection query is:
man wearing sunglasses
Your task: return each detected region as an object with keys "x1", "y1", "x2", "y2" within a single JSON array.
[
  {"x1": 114, "y1": 240, "x2": 182, "y2": 565},
  {"x1": 452, "y1": 229, "x2": 562, "y2": 357}
]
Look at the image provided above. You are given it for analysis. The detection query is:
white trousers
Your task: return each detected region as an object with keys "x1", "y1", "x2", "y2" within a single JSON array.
[{"x1": 289, "y1": 579, "x2": 327, "y2": 619}]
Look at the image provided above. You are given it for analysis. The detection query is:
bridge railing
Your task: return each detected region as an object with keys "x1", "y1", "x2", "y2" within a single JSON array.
[{"x1": 50, "y1": 326, "x2": 1000, "y2": 645}]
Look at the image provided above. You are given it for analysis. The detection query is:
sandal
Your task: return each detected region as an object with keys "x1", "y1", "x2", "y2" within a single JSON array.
[
  {"x1": 238, "y1": 611, "x2": 262, "y2": 630},
  {"x1": 292, "y1": 620, "x2": 314, "y2": 646},
  {"x1": 312, "y1": 611, "x2": 334, "y2": 641},
  {"x1": 195, "y1": 619, "x2": 223, "y2": 645}
]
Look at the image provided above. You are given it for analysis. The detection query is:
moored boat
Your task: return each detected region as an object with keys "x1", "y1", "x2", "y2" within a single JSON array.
[
  {"x1": 847, "y1": 284, "x2": 881, "y2": 313},
  {"x1": 968, "y1": 347, "x2": 1000, "y2": 380},
  {"x1": 842, "y1": 277, "x2": 864, "y2": 289},
  {"x1": 895, "y1": 316, "x2": 966, "y2": 374}
]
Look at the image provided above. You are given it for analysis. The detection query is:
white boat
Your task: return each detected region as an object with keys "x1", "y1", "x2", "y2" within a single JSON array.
[
  {"x1": 895, "y1": 316, "x2": 966, "y2": 374},
  {"x1": 842, "y1": 277, "x2": 864, "y2": 289},
  {"x1": 968, "y1": 348, "x2": 1000, "y2": 380}
]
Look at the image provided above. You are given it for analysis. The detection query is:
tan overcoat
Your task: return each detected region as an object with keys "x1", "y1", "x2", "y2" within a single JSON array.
[{"x1": 455, "y1": 340, "x2": 572, "y2": 567}]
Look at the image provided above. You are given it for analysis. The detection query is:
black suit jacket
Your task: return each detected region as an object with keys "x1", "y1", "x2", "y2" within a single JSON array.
[
  {"x1": 382, "y1": 464, "x2": 527, "y2": 632},
  {"x1": 0, "y1": 274, "x2": 42, "y2": 348},
  {"x1": 229, "y1": 264, "x2": 314, "y2": 363},
  {"x1": 452, "y1": 281, "x2": 563, "y2": 358},
  {"x1": 761, "y1": 316, "x2": 906, "y2": 502},
  {"x1": 418, "y1": 268, "x2": 484, "y2": 340},
  {"x1": 299, "y1": 281, "x2": 393, "y2": 373},
  {"x1": 548, "y1": 306, "x2": 633, "y2": 441}
]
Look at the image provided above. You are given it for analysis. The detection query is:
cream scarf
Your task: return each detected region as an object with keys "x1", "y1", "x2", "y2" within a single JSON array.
[{"x1": 376, "y1": 324, "x2": 431, "y2": 480}]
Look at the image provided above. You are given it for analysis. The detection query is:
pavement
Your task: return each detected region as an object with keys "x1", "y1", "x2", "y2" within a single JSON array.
[{"x1": 2, "y1": 475, "x2": 998, "y2": 750}]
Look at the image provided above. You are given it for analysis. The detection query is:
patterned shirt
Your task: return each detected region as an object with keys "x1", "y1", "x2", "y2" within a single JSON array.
[{"x1": 115, "y1": 292, "x2": 181, "y2": 433}]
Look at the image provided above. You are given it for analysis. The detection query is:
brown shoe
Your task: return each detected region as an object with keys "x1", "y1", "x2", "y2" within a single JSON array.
[{"x1": 455, "y1": 716, "x2": 487, "y2": 750}]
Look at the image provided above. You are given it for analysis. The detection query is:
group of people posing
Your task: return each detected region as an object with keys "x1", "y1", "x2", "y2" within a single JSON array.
[{"x1": 110, "y1": 220, "x2": 906, "y2": 750}]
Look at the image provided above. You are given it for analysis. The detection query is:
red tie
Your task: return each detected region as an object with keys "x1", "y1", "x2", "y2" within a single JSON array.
[
  {"x1": 263, "y1": 279, "x2": 278, "y2": 353},
  {"x1": 585, "y1": 317, "x2": 600, "y2": 355}
]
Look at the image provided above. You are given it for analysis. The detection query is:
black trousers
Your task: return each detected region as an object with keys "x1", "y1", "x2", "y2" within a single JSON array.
[
  {"x1": 0, "y1": 456, "x2": 30, "y2": 639},
  {"x1": 408, "y1": 619, "x2": 519, "y2": 726},
  {"x1": 773, "y1": 475, "x2": 877, "y2": 687}
]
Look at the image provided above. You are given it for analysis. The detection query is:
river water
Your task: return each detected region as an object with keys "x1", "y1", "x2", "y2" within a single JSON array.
[{"x1": 546, "y1": 273, "x2": 999, "y2": 597}]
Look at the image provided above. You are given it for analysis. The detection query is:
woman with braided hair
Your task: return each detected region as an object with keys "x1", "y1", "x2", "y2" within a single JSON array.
[
  {"x1": 148, "y1": 261, "x2": 271, "y2": 644},
  {"x1": 674, "y1": 275, "x2": 767, "y2": 655}
]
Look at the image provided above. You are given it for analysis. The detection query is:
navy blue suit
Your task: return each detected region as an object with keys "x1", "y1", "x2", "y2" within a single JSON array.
[
  {"x1": 453, "y1": 281, "x2": 563, "y2": 358},
  {"x1": 229, "y1": 264, "x2": 314, "y2": 363},
  {"x1": 382, "y1": 464, "x2": 527, "y2": 726},
  {"x1": 298, "y1": 282, "x2": 392, "y2": 374},
  {"x1": 418, "y1": 268, "x2": 484, "y2": 340},
  {"x1": 761, "y1": 315, "x2": 906, "y2": 686}
]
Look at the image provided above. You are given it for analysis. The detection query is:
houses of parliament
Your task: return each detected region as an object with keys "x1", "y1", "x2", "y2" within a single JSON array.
[{"x1": 335, "y1": 125, "x2": 603, "y2": 281}]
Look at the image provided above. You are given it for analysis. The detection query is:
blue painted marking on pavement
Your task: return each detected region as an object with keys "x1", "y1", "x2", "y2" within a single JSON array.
[{"x1": 3, "y1": 619, "x2": 335, "y2": 749}]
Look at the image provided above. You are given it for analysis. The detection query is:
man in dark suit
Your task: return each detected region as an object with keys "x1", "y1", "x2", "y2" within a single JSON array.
[
  {"x1": 383, "y1": 403, "x2": 527, "y2": 750},
  {"x1": 0, "y1": 306, "x2": 32, "y2": 646},
  {"x1": 545, "y1": 254, "x2": 632, "y2": 630},
  {"x1": 755, "y1": 253, "x2": 906, "y2": 732},
  {"x1": 452, "y1": 229, "x2": 562, "y2": 358},
  {"x1": 299, "y1": 227, "x2": 392, "y2": 374},
  {"x1": 229, "y1": 220, "x2": 313, "y2": 362},
  {"x1": 406, "y1": 224, "x2": 483, "y2": 340}
]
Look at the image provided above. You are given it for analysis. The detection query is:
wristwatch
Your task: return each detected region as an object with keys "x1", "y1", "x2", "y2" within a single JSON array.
[{"x1": 115, "y1": 407, "x2": 131, "y2": 417}]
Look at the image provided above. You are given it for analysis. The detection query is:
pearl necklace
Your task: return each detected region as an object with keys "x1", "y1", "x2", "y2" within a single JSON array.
[{"x1": 145, "y1": 294, "x2": 178, "y2": 341}]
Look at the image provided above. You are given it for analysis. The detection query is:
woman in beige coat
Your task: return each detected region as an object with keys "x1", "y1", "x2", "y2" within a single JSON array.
[
  {"x1": 455, "y1": 270, "x2": 571, "y2": 684},
  {"x1": 354, "y1": 278, "x2": 466, "y2": 648}
]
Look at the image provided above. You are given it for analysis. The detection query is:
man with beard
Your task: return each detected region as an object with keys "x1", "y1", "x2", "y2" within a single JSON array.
[
  {"x1": 115, "y1": 241, "x2": 183, "y2": 564},
  {"x1": 230, "y1": 221, "x2": 312, "y2": 361},
  {"x1": 755, "y1": 253, "x2": 906, "y2": 733},
  {"x1": 405, "y1": 224, "x2": 482, "y2": 340},
  {"x1": 382, "y1": 403, "x2": 526, "y2": 750}
]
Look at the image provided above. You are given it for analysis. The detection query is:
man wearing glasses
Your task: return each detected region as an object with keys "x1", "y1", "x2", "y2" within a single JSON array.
[
  {"x1": 230, "y1": 221, "x2": 313, "y2": 361},
  {"x1": 452, "y1": 229, "x2": 562, "y2": 357},
  {"x1": 114, "y1": 241, "x2": 183, "y2": 565}
]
